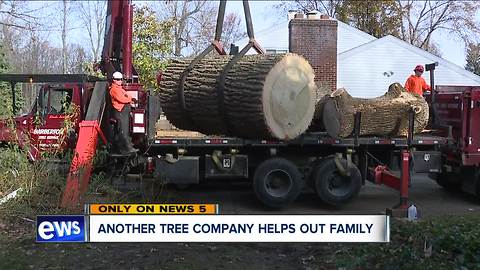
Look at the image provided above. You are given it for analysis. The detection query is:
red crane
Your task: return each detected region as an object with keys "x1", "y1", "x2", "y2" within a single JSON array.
[{"x1": 61, "y1": 0, "x2": 144, "y2": 209}]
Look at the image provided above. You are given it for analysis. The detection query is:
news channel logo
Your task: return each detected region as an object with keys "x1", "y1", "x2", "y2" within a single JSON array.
[{"x1": 36, "y1": 215, "x2": 86, "y2": 242}]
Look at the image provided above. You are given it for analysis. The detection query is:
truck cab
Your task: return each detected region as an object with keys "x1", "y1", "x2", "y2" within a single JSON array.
[{"x1": 0, "y1": 74, "x2": 98, "y2": 160}]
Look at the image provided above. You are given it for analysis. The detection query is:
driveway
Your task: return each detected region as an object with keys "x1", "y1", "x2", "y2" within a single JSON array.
[{"x1": 152, "y1": 174, "x2": 479, "y2": 217}]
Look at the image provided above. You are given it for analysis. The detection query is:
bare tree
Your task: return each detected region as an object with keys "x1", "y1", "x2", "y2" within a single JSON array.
[
  {"x1": 156, "y1": 1, "x2": 209, "y2": 56},
  {"x1": 0, "y1": 1, "x2": 88, "y2": 76},
  {"x1": 66, "y1": 44, "x2": 89, "y2": 73},
  {"x1": 0, "y1": 1, "x2": 44, "y2": 63},
  {"x1": 275, "y1": 0, "x2": 343, "y2": 17},
  {"x1": 61, "y1": 0, "x2": 69, "y2": 73},
  {"x1": 396, "y1": 0, "x2": 480, "y2": 53},
  {"x1": 191, "y1": 11, "x2": 245, "y2": 54},
  {"x1": 220, "y1": 13, "x2": 245, "y2": 50},
  {"x1": 0, "y1": 0, "x2": 43, "y2": 30},
  {"x1": 156, "y1": 1, "x2": 245, "y2": 56},
  {"x1": 16, "y1": 31, "x2": 63, "y2": 74},
  {"x1": 76, "y1": 1, "x2": 106, "y2": 62}
]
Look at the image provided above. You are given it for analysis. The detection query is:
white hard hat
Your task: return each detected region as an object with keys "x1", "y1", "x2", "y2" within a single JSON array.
[{"x1": 113, "y1": 71, "x2": 123, "y2": 79}]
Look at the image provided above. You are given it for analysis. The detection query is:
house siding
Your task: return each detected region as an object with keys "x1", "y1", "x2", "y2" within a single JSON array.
[
  {"x1": 337, "y1": 21, "x2": 376, "y2": 53},
  {"x1": 338, "y1": 39, "x2": 480, "y2": 98},
  {"x1": 236, "y1": 19, "x2": 480, "y2": 99}
]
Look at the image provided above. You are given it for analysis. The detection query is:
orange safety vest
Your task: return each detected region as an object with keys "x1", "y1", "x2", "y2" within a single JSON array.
[
  {"x1": 404, "y1": 75, "x2": 431, "y2": 96},
  {"x1": 109, "y1": 83, "x2": 132, "y2": 112}
]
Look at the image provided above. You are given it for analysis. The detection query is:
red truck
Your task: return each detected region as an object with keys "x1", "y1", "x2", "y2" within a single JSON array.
[
  {"x1": 0, "y1": 75, "x2": 97, "y2": 160},
  {"x1": 427, "y1": 85, "x2": 480, "y2": 197},
  {"x1": 0, "y1": 0, "x2": 478, "y2": 210}
]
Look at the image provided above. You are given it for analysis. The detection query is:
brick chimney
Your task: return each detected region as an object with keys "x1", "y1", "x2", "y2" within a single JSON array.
[{"x1": 289, "y1": 13, "x2": 337, "y2": 92}]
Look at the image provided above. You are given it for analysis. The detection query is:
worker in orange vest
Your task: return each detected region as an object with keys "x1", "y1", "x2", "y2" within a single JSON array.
[
  {"x1": 110, "y1": 71, "x2": 138, "y2": 154},
  {"x1": 404, "y1": 65, "x2": 431, "y2": 96}
]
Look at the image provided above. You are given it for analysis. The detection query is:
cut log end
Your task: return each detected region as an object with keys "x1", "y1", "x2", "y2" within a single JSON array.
[
  {"x1": 158, "y1": 53, "x2": 317, "y2": 140},
  {"x1": 322, "y1": 98, "x2": 341, "y2": 138},
  {"x1": 262, "y1": 54, "x2": 317, "y2": 139}
]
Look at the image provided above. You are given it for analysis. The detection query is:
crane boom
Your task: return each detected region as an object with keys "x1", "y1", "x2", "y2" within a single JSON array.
[{"x1": 61, "y1": 0, "x2": 138, "y2": 209}]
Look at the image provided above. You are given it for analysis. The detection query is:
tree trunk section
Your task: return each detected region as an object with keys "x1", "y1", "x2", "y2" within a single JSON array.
[
  {"x1": 158, "y1": 53, "x2": 317, "y2": 140},
  {"x1": 317, "y1": 83, "x2": 429, "y2": 138}
]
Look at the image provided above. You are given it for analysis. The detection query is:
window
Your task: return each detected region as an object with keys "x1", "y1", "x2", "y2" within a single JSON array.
[{"x1": 40, "y1": 88, "x2": 73, "y2": 114}]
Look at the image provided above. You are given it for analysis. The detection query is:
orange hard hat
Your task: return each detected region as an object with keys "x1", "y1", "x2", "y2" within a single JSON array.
[{"x1": 414, "y1": 65, "x2": 424, "y2": 72}]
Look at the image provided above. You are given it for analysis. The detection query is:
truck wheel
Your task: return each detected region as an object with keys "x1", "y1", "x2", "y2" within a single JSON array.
[
  {"x1": 253, "y1": 158, "x2": 303, "y2": 208},
  {"x1": 313, "y1": 158, "x2": 361, "y2": 206},
  {"x1": 429, "y1": 172, "x2": 461, "y2": 191}
]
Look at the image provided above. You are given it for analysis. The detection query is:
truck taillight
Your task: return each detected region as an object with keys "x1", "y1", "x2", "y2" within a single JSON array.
[
  {"x1": 132, "y1": 109, "x2": 146, "y2": 134},
  {"x1": 133, "y1": 126, "x2": 145, "y2": 133},
  {"x1": 134, "y1": 113, "x2": 144, "y2": 124}
]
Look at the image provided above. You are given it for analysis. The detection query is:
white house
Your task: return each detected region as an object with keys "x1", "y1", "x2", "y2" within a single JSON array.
[{"x1": 236, "y1": 18, "x2": 480, "y2": 98}]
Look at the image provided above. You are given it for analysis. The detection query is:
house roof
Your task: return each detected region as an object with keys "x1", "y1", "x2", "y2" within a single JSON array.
[
  {"x1": 235, "y1": 18, "x2": 377, "y2": 54},
  {"x1": 339, "y1": 35, "x2": 480, "y2": 84},
  {"x1": 336, "y1": 20, "x2": 376, "y2": 43},
  {"x1": 235, "y1": 19, "x2": 290, "y2": 51}
]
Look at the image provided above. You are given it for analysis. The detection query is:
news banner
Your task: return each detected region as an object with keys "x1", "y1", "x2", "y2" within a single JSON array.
[{"x1": 36, "y1": 204, "x2": 390, "y2": 243}]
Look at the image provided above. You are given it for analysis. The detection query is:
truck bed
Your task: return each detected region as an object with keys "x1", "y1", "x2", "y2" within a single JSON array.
[{"x1": 150, "y1": 131, "x2": 448, "y2": 148}]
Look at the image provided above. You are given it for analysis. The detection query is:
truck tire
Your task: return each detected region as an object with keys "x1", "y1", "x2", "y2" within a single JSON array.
[
  {"x1": 313, "y1": 158, "x2": 361, "y2": 206},
  {"x1": 253, "y1": 158, "x2": 303, "y2": 208},
  {"x1": 429, "y1": 172, "x2": 461, "y2": 191}
]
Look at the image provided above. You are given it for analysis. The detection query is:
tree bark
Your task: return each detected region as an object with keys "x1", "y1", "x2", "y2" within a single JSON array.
[
  {"x1": 158, "y1": 53, "x2": 317, "y2": 140},
  {"x1": 316, "y1": 83, "x2": 429, "y2": 138}
]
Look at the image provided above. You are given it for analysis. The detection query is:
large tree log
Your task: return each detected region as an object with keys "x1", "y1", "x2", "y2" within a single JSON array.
[
  {"x1": 158, "y1": 53, "x2": 317, "y2": 140},
  {"x1": 317, "y1": 83, "x2": 429, "y2": 138}
]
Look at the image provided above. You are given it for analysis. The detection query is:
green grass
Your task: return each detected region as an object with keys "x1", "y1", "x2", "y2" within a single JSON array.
[
  {"x1": 0, "y1": 146, "x2": 65, "y2": 218},
  {"x1": 0, "y1": 248, "x2": 28, "y2": 270},
  {"x1": 0, "y1": 146, "x2": 126, "y2": 219},
  {"x1": 335, "y1": 215, "x2": 480, "y2": 269}
]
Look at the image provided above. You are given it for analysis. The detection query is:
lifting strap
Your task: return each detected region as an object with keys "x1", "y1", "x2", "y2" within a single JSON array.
[
  {"x1": 177, "y1": 1, "x2": 227, "y2": 128},
  {"x1": 178, "y1": 0, "x2": 264, "y2": 135},
  {"x1": 216, "y1": 0, "x2": 264, "y2": 135}
]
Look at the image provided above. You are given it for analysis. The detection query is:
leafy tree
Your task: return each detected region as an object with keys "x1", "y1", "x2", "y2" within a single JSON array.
[
  {"x1": 0, "y1": 43, "x2": 24, "y2": 117},
  {"x1": 336, "y1": 0, "x2": 401, "y2": 38},
  {"x1": 276, "y1": 0, "x2": 402, "y2": 38},
  {"x1": 465, "y1": 42, "x2": 480, "y2": 76},
  {"x1": 132, "y1": 5, "x2": 174, "y2": 89},
  {"x1": 0, "y1": 43, "x2": 10, "y2": 117}
]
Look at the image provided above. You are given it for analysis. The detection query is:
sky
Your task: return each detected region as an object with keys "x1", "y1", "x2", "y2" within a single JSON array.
[
  {"x1": 34, "y1": 0, "x2": 470, "y2": 68},
  {"x1": 224, "y1": 0, "x2": 469, "y2": 67}
]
